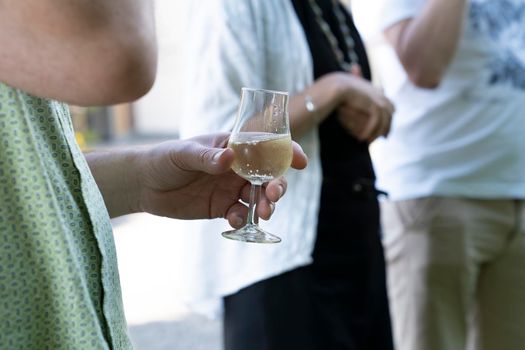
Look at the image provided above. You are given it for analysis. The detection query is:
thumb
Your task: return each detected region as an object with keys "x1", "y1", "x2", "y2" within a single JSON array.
[{"x1": 173, "y1": 141, "x2": 234, "y2": 175}]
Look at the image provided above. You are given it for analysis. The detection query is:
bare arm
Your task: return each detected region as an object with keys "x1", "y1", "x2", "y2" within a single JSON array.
[
  {"x1": 289, "y1": 73, "x2": 344, "y2": 138},
  {"x1": 0, "y1": 0, "x2": 157, "y2": 105},
  {"x1": 85, "y1": 134, "x2": 308, "y2": 227},
  {"x1": 384, "y1": 0, "x2": 468, "y2": 88}
]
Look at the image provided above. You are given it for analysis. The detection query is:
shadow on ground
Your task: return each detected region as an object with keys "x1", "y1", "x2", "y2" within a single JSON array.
[{"x1": 129, "y1": 314, "x2": 222, "y2": 350}]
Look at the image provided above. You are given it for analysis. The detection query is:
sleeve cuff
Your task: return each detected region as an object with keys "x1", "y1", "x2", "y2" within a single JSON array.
[{"x1": 378, "y1": 0, "x2": 425, "y2": 31}]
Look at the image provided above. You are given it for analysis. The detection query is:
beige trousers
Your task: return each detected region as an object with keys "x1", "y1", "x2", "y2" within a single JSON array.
[{"x1": 381, "y1": 197, "x2": 525, "y2": 350}]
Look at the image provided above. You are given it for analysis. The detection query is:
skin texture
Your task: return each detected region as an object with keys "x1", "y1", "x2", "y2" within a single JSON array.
[
  {"x1": 0, "y1": 0, "x2": 157, "y2": 105},
  {"x1": 383, "y1": 0, "x2": 468, "y2": 88},
  {"x1": 85, "y1": 133, "x2": 308, "y2": 228}
]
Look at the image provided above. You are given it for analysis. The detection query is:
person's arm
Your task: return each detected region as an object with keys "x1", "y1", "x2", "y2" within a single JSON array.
[
  {"x1": 383, "y1": 0, "x2": 468, "y2": 88},
  {"x1": 289, "y1": 74, "x2": 344, "y2": 138},
  {"x1": 289, "y1": 72, "x2": 394, "y2": 142},
  {"x1": 184, "y1": 1, "x2": 391, "y2": 143},
  {"x1": 85, "y1": 134, "x2": 308, "y2": 228},
  {"x1": 0, "y1": 0, "x2": 157, "y2": 105}
]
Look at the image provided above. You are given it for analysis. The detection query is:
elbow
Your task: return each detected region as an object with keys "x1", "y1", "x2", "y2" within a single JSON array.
[
  {"x1": 101, "y1": 41, "x2": 158, "y2": 104},
  {"x1": 397, "y1": 52, "x2": 446, "y2": 89},
  {"x1": 59, "y1": 48, "x2": 157, "y2": 107},
  {"x1": 402, "y1": 59, "x2": 446, "y2": 89},
  {"x1": 75, "y1": 31, "x2": 158, "y2": 106},
  {"x1": 87, "y1": 5, "x2": 158, "y2": 103},
  {"x1": 407, "y1": 69, "x2": 443, "y2": 89},
  {"x1": 113, "y1": 51, "x2": 157, "y2": 103},
  {"x1": 55, "y1": 5, "x2": 159, "y2": 106}
]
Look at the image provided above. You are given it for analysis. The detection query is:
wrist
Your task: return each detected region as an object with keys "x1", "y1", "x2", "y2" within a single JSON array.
[
  {"x1": 328, "y1": 71, "x2": 354, "y2": 104},
  {"x1": 303, "y1": 94, "x2": 321, "y2": 124},
  {"x1": 121, "y1": 148, "x2": 144, "y2": 215}
]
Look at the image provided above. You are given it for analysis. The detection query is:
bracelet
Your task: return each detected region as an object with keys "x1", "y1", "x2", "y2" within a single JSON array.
[
  {"x1": 305, "y1": 94, "x2": 321, "y2": 124},
  {"x1": 305, "y1": 94, "x2": 316, "y2": 113}
]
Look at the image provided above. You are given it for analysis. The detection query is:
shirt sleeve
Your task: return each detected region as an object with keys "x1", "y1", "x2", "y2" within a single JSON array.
[
  {"x1": 377, "y1": 0, "x2": 427, "y2": 31},
  {"x1": 180, "y1": 0, "x2": 265, "y2": 137}
]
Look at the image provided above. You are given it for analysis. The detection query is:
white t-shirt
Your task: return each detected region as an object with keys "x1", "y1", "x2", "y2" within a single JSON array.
[{"x1": 353, "y1": 0, "x2": 525, "y2": 200}]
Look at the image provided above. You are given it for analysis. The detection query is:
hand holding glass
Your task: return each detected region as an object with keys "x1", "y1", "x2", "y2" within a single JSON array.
[{"x1": 222, "y1": 88, "x2": 292, "y2": 243}]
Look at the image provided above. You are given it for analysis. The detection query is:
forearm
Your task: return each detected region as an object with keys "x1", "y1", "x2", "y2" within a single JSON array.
[
  {"x1": 289, "y1": 73, "x2": 345, "y2": 138},
  {"x1": 85, "y1": 148, "x2": 141, "y2": 218},
  {"x1": 386, "y1": 0, "x2": 468, "y2": 88},
  {"x1": 0, "y1": 0, "x2": 157, "y2": 105}
]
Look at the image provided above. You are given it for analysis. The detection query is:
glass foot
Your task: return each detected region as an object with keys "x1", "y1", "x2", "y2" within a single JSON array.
[{"x1": 222, "y1": 224, "x2": 281, "y2": 244}]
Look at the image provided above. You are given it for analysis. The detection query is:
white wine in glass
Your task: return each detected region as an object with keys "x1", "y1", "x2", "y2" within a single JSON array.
[{"x1": 222, "y1": 88, "x2": 292, "y2": 243}]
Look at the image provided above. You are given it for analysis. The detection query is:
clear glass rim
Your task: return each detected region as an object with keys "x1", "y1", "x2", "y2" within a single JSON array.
[{"x1": 241, "y1": 87, "x2": 289, "y2": 96}]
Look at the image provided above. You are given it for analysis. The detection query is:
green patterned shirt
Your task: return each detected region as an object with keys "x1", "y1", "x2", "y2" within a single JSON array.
[{"x1": 0, "y1": 83, "x2": 132, "y2": 349}]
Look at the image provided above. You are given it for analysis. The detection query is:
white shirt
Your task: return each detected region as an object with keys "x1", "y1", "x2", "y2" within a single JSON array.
[
  {"x1": 177, "y1": 0, "x2": 322, "y2": 316},
  {"x1": 353, "y1": 0, "x2": 525, "y2": 200}
]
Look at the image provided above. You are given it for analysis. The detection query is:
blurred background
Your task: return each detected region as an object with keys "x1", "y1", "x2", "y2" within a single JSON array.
[{"x1": 75, "y1": 1, "x2": 356, "y2": 349}]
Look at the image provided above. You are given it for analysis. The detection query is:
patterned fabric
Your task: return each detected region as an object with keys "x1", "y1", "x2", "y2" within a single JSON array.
[
  {"x1": 0, "y1": 83, "x2": 131, "y2": 349},
  {"x1": 469, "y1": 0, "x2": 525, "y2": 89}
]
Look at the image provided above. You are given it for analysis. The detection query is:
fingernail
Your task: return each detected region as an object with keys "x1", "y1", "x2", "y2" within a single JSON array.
[
  {"x1": 270, "y1": 202, "x2": 275, "y2": 215},
  {"x1": 278, "y1": 185, "x2": 284, "y2": 197},
  {"x1": 234, "y1": 216, "x2": 244, "y2": 227},
  {"x1": 212, "y1": 149, "x2": 225, "y2": 164}
]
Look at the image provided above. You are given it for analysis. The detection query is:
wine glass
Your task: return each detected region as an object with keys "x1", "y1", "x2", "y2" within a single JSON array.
[{"x1": 222, "y1": 87, "x2": 293, "y2": 244}]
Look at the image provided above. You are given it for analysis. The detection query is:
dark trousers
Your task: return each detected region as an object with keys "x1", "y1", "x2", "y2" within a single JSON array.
[{"x1": 224, "y1": 181, "x2": 394, "y2": 350}]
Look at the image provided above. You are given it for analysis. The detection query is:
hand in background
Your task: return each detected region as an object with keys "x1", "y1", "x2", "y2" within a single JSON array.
[
  {"x1": 335, "y1": 73, "x2": 395, "y2": 143},
  {"x1": 131, "y1": 133, "x2": 307, "y2": 228}
]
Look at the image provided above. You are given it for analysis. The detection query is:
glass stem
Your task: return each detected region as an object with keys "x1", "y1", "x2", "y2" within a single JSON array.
[{"x1": 246, "y1": 183, "x2": 261, "y2": 226}]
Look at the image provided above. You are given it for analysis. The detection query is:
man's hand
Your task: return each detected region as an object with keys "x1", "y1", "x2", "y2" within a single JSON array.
[{"x1": 87, "y1": 133, "x2": 307, "y2": 228}]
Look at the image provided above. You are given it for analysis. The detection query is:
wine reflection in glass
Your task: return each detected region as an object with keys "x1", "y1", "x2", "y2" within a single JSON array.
[{"x1": 223, "y1": 87, "x2": 293, "y2": 243}]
